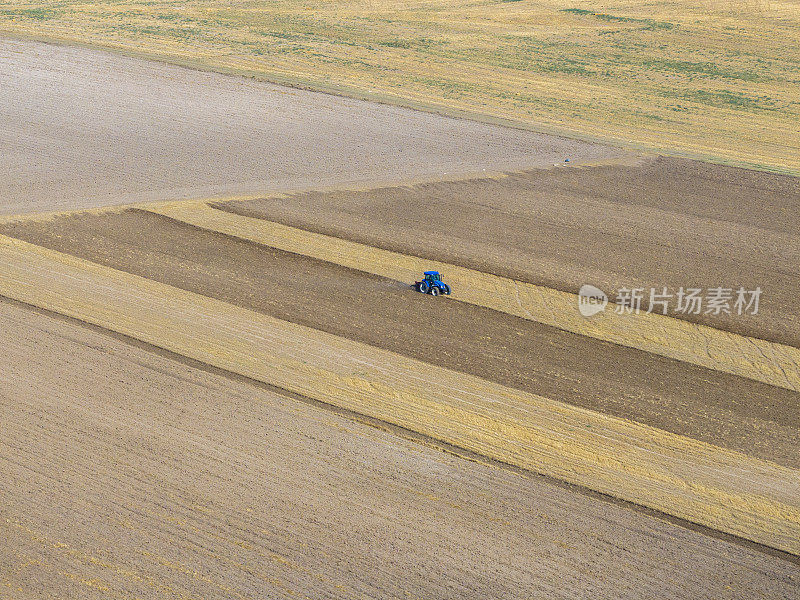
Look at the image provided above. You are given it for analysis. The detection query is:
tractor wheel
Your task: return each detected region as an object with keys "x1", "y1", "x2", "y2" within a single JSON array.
[
  {"x1": 443, "y1": 284, "x2": 451, "y2": 295},
  {"x1": 418, "y1": 281, "x2": 430, "y2": 294},
  {"x1": 430, "y1": 287, "x2": 440, "y2": 297}
]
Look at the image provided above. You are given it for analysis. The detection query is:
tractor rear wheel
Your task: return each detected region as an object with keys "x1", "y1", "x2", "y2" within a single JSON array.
[{"x1": 418, "y1": 281, "x2": 430, "y2": 294}]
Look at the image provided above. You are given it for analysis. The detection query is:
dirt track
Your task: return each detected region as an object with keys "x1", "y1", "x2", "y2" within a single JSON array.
[
  {"x1": 3, "y1": 209, "x2": 798, "y2": 469},
  {"x1": 222, "y1": 156, "x2": 800, "y2": 347},
  {"x1": 0, "y1": 38, "x2": 625, "y2": 215},
  {"x1": 2, "y1": 299, "x2": 798, "y2": 599}
]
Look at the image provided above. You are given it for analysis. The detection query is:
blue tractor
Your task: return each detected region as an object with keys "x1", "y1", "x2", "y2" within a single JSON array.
[{"x1": 414, "y1": 271, "x2": 451, "y2": 296}]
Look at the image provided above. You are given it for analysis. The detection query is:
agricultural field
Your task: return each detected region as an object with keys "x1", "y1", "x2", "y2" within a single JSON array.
[
  {"x1": 0, "y1": 7, "x2": 799, "y2": 599},
  {"x1": 3, "y1": 300, "x2": 797, "y2": 599},
  {"x1": 1, "y1": 153, "x2": 800, "y2": 595},
  {"x1": 0, "y1": 0, "x2": 799, "y2": 172},
  {"x1": 3, "y1": 201, "x2": 800, "y2": 467},
  {"x1": 216, "y1": 156, "x2": 800, "y2": 347}
]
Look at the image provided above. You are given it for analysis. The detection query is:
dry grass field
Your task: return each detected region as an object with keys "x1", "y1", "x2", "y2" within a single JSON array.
[
  {"x1": 1, "y1": 0, "x2": 799, "y2": 172},
  {"x1": 2, "y1": 153, "x2": 800, "y2": 558}
]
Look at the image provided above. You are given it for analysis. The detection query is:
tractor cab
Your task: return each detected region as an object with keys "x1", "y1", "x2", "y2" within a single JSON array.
[
  {"x1": 424, "y1": 271, "x2": 442, "y2": 282},
  {"x1": 415, "y1": 271, "x2": 451, "y2": 296}
]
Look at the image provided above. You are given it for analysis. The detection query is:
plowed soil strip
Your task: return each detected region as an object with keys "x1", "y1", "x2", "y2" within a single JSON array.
[
  {"x1": 0, "y1": 235, "x2": 798, "y2": 554},
  {"x1": 2, "y1": 209, "x2": 798, "y2": 469},
  {"x1": 219, "y1": 156, "x2": 800, "y2": 348},
  {"x1": 145, "y1": 200, "x2": 800, "y2": 393}
]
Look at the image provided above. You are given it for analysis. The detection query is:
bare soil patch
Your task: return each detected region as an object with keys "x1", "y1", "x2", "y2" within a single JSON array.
[
  {"x1": 3, "y1": 209, "x2": 797, "y2": 468},
  {"x1": 222, "y1": 156, "x2": 800, "y2": 348},
  {"x1": 0, "y1": 38, "x2": 624, "y2": 216}
]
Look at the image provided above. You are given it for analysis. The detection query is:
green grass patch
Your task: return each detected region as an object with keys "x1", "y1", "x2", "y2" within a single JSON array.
[
  {"x1": 0, "y1": 7, "x2": 62, "y2": 21},
  {"x1": 378, "y1": 40, "x2": 412, "y2": 49},
  {"x1": 641, "y1": 58, "x2": 763, "y2": 82},
  {"x1": 663, "y1": 88, "x2": 777, "y2": 111},
  {"x1": 561, "y1": 8, "x2": 674, "y2": 30}
]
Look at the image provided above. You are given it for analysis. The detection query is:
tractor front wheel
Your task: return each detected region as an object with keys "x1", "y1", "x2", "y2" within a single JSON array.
[{"x1": 430, "y1": 286, "x2": 440, "y2": 297}]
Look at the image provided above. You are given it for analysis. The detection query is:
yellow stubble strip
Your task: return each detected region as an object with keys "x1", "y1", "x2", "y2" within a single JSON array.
[
  {"x1": 0, "y1": 233, "x2": 798, "y2": 554},
  {"x1": 145, "y1": 200, "x2": 800, "y2": 393}
]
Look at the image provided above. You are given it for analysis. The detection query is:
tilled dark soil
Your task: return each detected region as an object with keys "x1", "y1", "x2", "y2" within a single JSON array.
[
  {"x1": 220, "y1": 156, "x2": 800, "y2": 348},
  {"x1": 2, "y1": 208, "x2": 798, "y2": 468}
]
